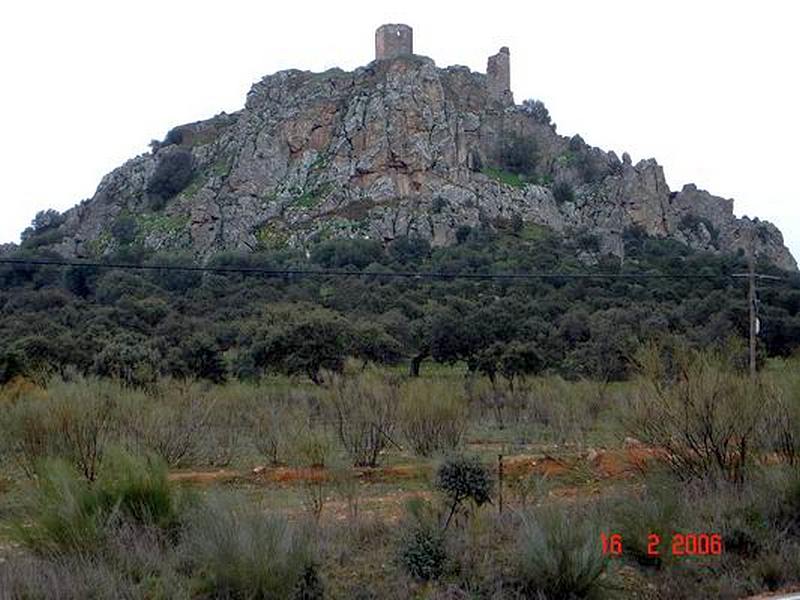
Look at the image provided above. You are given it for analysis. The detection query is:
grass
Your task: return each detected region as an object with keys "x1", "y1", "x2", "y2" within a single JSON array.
[
  {"x1": 481, "y1": 166, "x2": 528, "y2": 188},
  {"x1": 2, "y1": 355, "x2": 800, "y2": 597}
]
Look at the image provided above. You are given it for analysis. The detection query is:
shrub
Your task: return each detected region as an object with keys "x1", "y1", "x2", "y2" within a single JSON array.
[
  {"x1": 310, "y1": 238, "x2": 384, "y2": 269},
  {"x1": 20, "y1": 209, "x2": 66, "y2": 243},
  {"x1": 397, "y1": 499, "x2": 448, "y2": 581},
  {"x1": 552, "y1": 180, "x2": 575, "y2": 204},
  {"x1": 610, "y1": 483, "x2": 682, "y2": 568},
  {"x1": 498, "y1": 133, "x2": 538, "y2": 176},
  {"x1": 625, "y1": 343, "x2": 765, "y2": 483},
  {"x1": 92, "y1": 449, "x2": 183, "y2": 530},
  {"x1": 92, "y1": 336, "x2": 161, "y2": 389},
  {"x1": 515, "y1": 507, "x2": 608, "y2": 599},
  {"x1": 119, "y1": 380, "x2": 211, "y2": 468},
  {"x1": 247, "y1": 397, "x2": 296, "y2": 467},
  {"x1": 1, "y1": 378, "x2": 120, "y2": 481},
  {"x1": 147, "y1": 148, "x2": 194, "y2": 208},
  {"x1": 388, "y1": 236, "x2": 431, "y2": 264},
  {"x1": 436, "y1": 454, "x2": 493, "y2": 529},
  {"x1": 398, "y1": 380, "x2": 467, "y2": 456},
  {"x1": 181, "y1": 493, "x2": 321, "y2": 599},
  {"x1": 521, "y1": 98, "x2": 551, "y2": 125},
  {"x1": 110, "y1": 214, "x2": 139, "y2": 245},
  {"x1": 327, "y1": 373, "x2": 399, "y2": 467},
  {"x1": 12, "y1": 449, "x2": 182, "y2": 556},
  {"x1": 351, "y1": 323, "x2": 403, "y2": 368},
  {"x1": 179, "y1": 334, "x2": 227, "y2": 383}
]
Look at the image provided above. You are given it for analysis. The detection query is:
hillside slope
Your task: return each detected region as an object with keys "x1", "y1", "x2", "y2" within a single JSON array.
[{"x1": 20, "y1": 52, "x2": 797, "y2": 271}]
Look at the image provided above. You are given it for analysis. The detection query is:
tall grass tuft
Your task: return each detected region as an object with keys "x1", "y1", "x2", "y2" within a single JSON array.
[
  {"x1": 515, "y1": 506, "x2": 608, "y2": 599},
  {"x1": 398, "y1": 379, "x2": 467, "y2": 456},
  {"x1": 12, "y1": 449, "x2": 184, "y2": 556},
  {"x1": 181, "y1": 493, "x2": 322, "y2": 599}
]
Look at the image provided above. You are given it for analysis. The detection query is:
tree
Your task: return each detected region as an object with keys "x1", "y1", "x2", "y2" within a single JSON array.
[
  {"x1": 521, "y1": 98, "x2": 551, "y2": 125},
  {"x1": 91, "y1": 335, "x2": 161, "y2": 388},
  {"x1": 436, "y1": 454, "x2": 493, "y2": 529},
  {"x1": 351, "y1": 322, "x2": 403, "y2": 368},
  {"x1": 180, "y1": 334, "x2": 227, "y2": 383},
  {"x1": 254, "y1": 311, "x2": 352, "y2": 384}
]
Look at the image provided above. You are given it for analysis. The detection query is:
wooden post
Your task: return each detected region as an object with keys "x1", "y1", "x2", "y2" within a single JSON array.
[{"x1": 498, "y1": 453, "x2": 504, "y2": 514}]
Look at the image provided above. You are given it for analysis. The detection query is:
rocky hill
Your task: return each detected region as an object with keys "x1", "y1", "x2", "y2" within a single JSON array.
[{"x1": 20, "y1": 26, "x2": 797, "y2": 271}]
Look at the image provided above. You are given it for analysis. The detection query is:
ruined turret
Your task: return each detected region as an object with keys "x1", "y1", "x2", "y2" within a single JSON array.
[
  {"x1": 375, "y1": 24, "x2": 413, "y2": 60},
  {"x1": 487, "y1": 47, "x2": 513, "y2": 104}
]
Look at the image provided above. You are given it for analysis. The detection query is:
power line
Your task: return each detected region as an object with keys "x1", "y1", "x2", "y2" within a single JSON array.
[
  {"x1": 0, "y1": 257, "x2": 791, "y2": 283},
  {"x1": 0, "y1": 257, "x2": 792, "y2": 283}
]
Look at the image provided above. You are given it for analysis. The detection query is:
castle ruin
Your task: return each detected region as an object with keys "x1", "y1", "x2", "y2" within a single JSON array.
[
  {"x1": 374, "y1": 25, "x2": 512, "y2": 104},
  {"x1": 487, "y1": 47, "x2": 512, "y2": 104},
  {"x1": 375, "y1": 24, "x2": 414, "y2": 60}
]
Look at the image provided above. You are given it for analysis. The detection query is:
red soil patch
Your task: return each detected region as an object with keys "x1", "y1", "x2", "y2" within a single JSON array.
[
  {"x1": 167, "y1": 445, "x2": 665, "y2": 489},
  {"x1": 168, "y1": 469, "x2": 240, "y2": 484}
]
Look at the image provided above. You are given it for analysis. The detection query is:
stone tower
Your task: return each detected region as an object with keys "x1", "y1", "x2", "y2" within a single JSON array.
[
  {"x1": 487, "y1": 47, "x2": 513, "y2": 104},
  {"x1": 375, "y1": 24, "x2": 413, "y2": 60}
]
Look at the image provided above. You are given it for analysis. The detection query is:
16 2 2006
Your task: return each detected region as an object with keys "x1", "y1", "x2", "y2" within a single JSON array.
[{"x1": 600, "y1": 532, "x2": 723, "y2": 557}]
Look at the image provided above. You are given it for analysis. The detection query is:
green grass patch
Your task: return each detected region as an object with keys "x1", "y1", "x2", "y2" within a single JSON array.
[{"x1": 481, "y1": 167, "x2": 528, "y2": 189}]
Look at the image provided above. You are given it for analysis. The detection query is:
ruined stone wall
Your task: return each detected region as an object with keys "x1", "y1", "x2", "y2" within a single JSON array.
[
  {"x1": 487, "y1": 47, "x2": 512, "y2": 104},
  {"x1": 375, "y1": 24, "x2": 413, "y2": 60}
]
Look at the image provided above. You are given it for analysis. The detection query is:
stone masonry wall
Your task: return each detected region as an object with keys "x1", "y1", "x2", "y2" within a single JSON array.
[
  {"x1": 375, "y1": 24, "x2": 413, "y2": 60},
  {"x1": 487, "y1": 47, "x2": 512, "y2": 104}
]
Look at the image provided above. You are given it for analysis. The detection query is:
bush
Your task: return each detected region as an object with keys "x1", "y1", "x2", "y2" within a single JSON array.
[
  {"x1": 515, "y1": 507, "x2": 608, "y2": 599},
  {"x1": 310, "y1": 238, "x2": 384, "y2": 269},
  {"x1": 20, "y1": 209, "x2": 66, "y2": 243},
  {"x1": 246, "y1": 396, "x2": 299, "y2": 467},
  {"x1": 179, "y1": 334, "x2": 227, "y2": 383},
  {"x1": 146, "y1": 148, "x2": 193, "y2": 208},
  {"x1": 327, "y1": 373, "x2": 399, "y2": 467},
  {"x1": 110, "y1": 214, "x2": 139, "y2": 245},
  {"x1": 610, "y1": 482, "x2": 682, "y2": 568},
  {"x1": 398, "y1": 380, "x2": 467, "y2": 456},
  {"x1": 626, "y1": 343, "x2": 766, "y2": 483},
  {"x1": 552, "y1": 180, "x2": 575, "y2": 204},
  {"x1": 397, "y1": 499, "x2": 448, "y2": 581},
  {"x1": 12, "y1": 449, "x2": 183, "y2": 556},
  {"x1": 521, "y1": 98, "x2": 551, "y2": 125},
  {"x1": 436, "y1": 454, "x2": 493, "y2": 529},
  {"x1": 118, "y1": 380, "x2": 211, "y2": 468},
  {"x1": 0, "y1": 378, "x2": 120, "y2": 481},
  {"x1": 498, "y1": 134, "x2": 538, "y2": 176},
  {"x1": 181, "y1": 493, "x2": 321, "y2": 599},
  {"x1": 92, "y1": 336, "x2": 161, "y2": 389}
]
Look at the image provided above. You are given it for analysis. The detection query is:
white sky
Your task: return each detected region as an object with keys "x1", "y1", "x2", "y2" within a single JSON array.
[{"x1": 1, "y1": 0, "x2": 798, "y2": 262}]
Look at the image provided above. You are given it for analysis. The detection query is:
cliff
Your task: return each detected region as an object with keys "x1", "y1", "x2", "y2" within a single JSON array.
[{"x1": 33, "y1": 52, "x2": 797, "y2": 271}]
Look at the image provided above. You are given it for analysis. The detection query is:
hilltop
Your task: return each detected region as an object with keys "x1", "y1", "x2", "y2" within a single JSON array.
[{"x1": 13, "y1": 24, "x2": 796, "y2": 271}]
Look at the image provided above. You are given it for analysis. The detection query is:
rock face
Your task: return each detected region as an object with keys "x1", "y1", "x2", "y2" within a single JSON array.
[{"x1": 43, "y1": 52, "x2": 796, "y2": 271}]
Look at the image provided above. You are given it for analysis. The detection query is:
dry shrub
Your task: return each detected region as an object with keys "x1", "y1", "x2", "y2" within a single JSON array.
[
  {"x1": 523, "y1": 377, "x2": 609, "y2": 446},
  {"x1": 118, "y1": 379, "x2": 212, "y2": 468},
  {"x1": 626, "y1": 343, "x2": 765, "y2": 484},
  {"x1": 398, "y1": 380, "x2": 467, "y2": 457},
  {"x1": 0, "y1": 378, "x2": 120, "y2": 481},
  {"x1": 465, "y1": 376, "x2": 528, "y2": 430},
  {"x1": 248, "y1": 397, "x2": 301, "y2": 467},
  {"x1": 761, "y1": 365, "x2": 800, "y2": 466},
  {"x1": 326, "y1": 372, "x2": 400, "y2": 467}
]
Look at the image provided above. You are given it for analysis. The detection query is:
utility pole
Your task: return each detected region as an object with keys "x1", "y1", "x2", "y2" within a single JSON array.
[{"x1": 748, "y1": 236, "x2": 757, "y2": 380}]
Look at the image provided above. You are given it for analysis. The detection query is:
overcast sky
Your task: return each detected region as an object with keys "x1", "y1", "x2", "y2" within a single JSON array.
[{"x1": 1, "y1": 0, "x2": 798, "y2": 261}]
